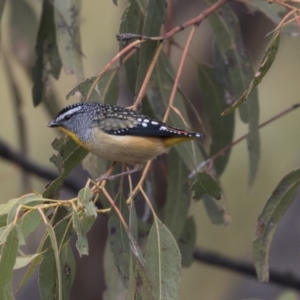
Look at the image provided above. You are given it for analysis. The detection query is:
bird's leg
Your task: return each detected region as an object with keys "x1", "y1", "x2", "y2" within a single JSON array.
[{"x1": 96, "y1": 163, "x2": 143, "y2": 182}]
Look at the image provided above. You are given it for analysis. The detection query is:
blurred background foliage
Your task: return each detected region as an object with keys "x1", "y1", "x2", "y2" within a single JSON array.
[{"x1": 0, "y1": 0, "x2": 300, "y2": 299}]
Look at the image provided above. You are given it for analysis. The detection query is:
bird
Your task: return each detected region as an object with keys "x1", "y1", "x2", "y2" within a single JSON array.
[{"x1": 48, "y1": 102, "x2": 204, "y2": 180}]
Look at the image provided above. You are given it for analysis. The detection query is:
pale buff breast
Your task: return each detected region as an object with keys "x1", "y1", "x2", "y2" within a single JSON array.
[{"x1": 88, "y1": 128, "x2": 169, "y2": 164}]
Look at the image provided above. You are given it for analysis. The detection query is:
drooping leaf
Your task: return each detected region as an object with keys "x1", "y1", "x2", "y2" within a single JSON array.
[
  {"x1": 14, "y1": 253, "x2": 43, "y2": 270},
  {"x1": 78, "y1": 186, "x2": 97, "y2": 218},
  {"x1": 39, "y1": 215, "x2": 73, "y2": 300},
  {"x1": 208, "y1": 2, "x2": 260, "y2": 186},
  {"x1": 253, "y1": 169, "x2": 300, "y2": 281},
  {"x1": 135, "y1": 0, "x2": 165, "y2": 95},
  {"x1": 60, "y1": 242, "x2": 76, "y2": 300},
  {"x1": 192, "y1": 172, "x2": 221, "y2": 200},
  {"x1": 53, "y1": 0, "x2": 84, "y2": 81},
  {"x1": 145, "y1": 218, "x2": 181, "y2": 300},
  {"x1": 119, "y1": 0, "x2": 144, "y2": 95},
  {"x1": 198, "y1": 64, "x2": 234, "y2": 176},
  {"x1": 32, "y1": 0, "x2": 62, "y2": 106},
  {"x1": 72, "y1": 209, "x2": 89, "y2": 256},
  {"x1": 0, "y1": 226, "x2": 18, "y2": 298},
  {"x1": 178, "y1": 217, "x2": 196, "y2": 268},
  {"x1": 222, "y1": 29, "x2": 280, "y2": 116},
  {"x1": 39, "y1": 249, "x2": 57, "y2": 300},
  {"x1": 163, "y1": 149, "x2": 190, "y2": 239},
  {"x1": 202, "y1": 194, "x2": 231, "y2": 225},
  {"x1": 108, "y1": 193, "x2": 154, "y2": 299},
  {"x1": 43, "y1": 137, "x2": 88, "y2": 199},
  {"x1": 108, "y1": 193, "x2": 131, "y2": 284},
  {"x1": 103, "y1": 240, "x2": 128, "y2": 300}
]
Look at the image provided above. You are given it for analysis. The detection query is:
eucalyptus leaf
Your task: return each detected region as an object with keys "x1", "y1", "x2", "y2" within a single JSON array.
[
  {"x1": 208, "y1": 2, "x2": 260, "y2": 186},
  {"x1": 192, "y1": 172, "x2": 221, "y2": 200},
  {"x1": 198, "y1": 64, "x2": 234, "y2": 176},
  {"x1": 119, "y1": 0, "x2": 144, "y2": 95},
  {"x1": 0, "y1": 226, "x2": 18, "y2": 298},
  {"x1": 178, "y1": 217, "x2": 196, "y2": 268},
  {"x1": 43, "y1": 137, "x2": 88, "y2": 199},
  {"x1": 135, "y1": 0, "x2": 165, "y2": 95},
  {"x1": 145, "y1": 219, "x2": 181, "y2": 300},
  {"x1": 60, "y1": 242, "x2": 76, "y2": 300},
  {"x1": 78, "y1": 186, "x2": 97, "y2": 218},
  {"x1": 163, "y1": 148, "x2": 190, "y2": 239},
  {"x1": 32, "y1": 0, "x2": 62, "y2": 106},
  {"x1": 53, "y1": 0, "x2": 84, "y2": 81},
  {"x1": 14, "y1": 253, "x2": 43, "y2": 270},
  {"x1": 253, "y1": 169, "x2": 300, "y2": 281},
  {"x1": 72, "y1": 210, "x2": 89, "y2": 256}
]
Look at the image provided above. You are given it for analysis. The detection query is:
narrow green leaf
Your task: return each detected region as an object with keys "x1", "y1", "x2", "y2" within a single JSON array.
[
  {"x1": 163, "y1": 149, "x2": 190, "y2": 239},
  {"x1": 222, "y1": 29, "x2": 280, "y2": 116},
  {"x1": 6, "y1": 194, "x2": 44, "y2": 225},
  {"x1": 108, "y1": 193, "x2": 131, "y2": 284},
  {"x1": 33, "y1": 216, "x2": 72, "y2": 295},
  {"x1": 0, "y1": 215, "x2": 7, "y2": 227},
  {"x1": 145, "y1": 219, "x2": 181, "y2": 300},
  {"x1": 14, "y1": 253, "x2": 43, "y2": 270},
  {"x1": 253, "y1": 169, "x2": 300, "y2": 281},
  {"x1": 135, "y1": 0, "x2": 165, "y2": 95},
  {"x1": 0, "y1": 226, "x2": 18, "y2": 298},
  {"x1": 108, "y1": 194, "x2": 154, "y2": 299},
  {"x1": 17, "y1": 210, "x2": 42, "y2": 239},
  {"x1": 60, "y1": 242, "x2": 75, "y2": 300},
  {"x1": 202, "y1": 194, "x2": 230, "y2": 225},
  {"x1": 43, "y1": 137, "x2": 88, "y2": 199},
  {"x1": 103, "y1": 240, "x2": 128, "y2": 300},
  {"x1": 32, "y1": 0, "x2": 62, "y2": 106},
  {"x1": 4, "y1": 283, "x2": 14, "y2": 300},
  {"x1": 39, "y1": 249, "x2": 57, "y2": 300},
  {"x1": 208, "y1": 1, "x2": 260, "y2": 186},
  {"x1": 178, "y1": 217, "x2": 196, "y2": 268},
  {"x1": 119, "y1": 0, "x2": 144, "y2": 95},
  {"x1": 72, "y1": 210, "x2": 89, "y2": 256},
  {"x1": 53, "y1": 0, "x2": 84, "y2": 81},
  {"x1": 192, "y1": 172, "x2": 221, "y2": 200},
  {"x1": 198, "y1": 64, "x2": 234, "y2": 176},
  {"x1": 78, "y1": 186, "x2": 97, "y2": 218},
  {"x1": 45, "y1": 223, "x2": 62, "y2": 300}
]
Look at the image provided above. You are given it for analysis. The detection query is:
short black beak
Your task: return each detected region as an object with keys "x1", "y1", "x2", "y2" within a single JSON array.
[{"x1": 48, "y1": 120, "x2": 59, "y2": 127}]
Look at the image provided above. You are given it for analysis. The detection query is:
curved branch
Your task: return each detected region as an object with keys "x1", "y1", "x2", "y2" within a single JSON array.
[
  {"x1": 194, "y1": 248, "x2": 300, "y2": 291},
  {"x1": 0, "y1": 139, "x2": 80, "y2": 193}
]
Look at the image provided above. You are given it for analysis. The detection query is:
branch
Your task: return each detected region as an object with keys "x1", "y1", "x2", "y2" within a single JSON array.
[
  {"x1": 194, "y1": 248, "x2": 300, "y2": 291},
  {"x1": 0, "y1": 138, "x2": 80, "y2": 193}
]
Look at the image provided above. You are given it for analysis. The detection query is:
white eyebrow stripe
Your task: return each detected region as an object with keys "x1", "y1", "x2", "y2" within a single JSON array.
[{"x1": 56, "y1": 106, "x2": 82, "y2": 122}]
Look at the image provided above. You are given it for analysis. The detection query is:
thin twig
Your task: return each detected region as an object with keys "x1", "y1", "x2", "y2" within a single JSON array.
[
  {"x1": 163, "y1": 25, "x2": 198, "y2": 123},
  {"x1": 190, "y1": 103, "x2": 300, "y2": 177}
]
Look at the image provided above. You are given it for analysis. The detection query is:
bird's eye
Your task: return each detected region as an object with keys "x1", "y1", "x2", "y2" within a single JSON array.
[{"x1": 64, "y1": 115, "x2": 71, "y2": 121}]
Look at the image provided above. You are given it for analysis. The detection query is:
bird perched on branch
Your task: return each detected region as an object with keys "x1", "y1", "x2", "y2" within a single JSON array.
[{"x1": 48, "y1": 102, "x2": 204, "y2": 179}]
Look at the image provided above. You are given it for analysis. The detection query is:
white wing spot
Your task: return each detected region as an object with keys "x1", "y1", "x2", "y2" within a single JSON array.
[
  {"x1": 159, "y1": 126, "x2": 167, "y2": 130},
  {"x1": 142, "y1": 123, "x2": 147, "y2": 127},
  {"x1": 137, "y1": 118, "x2": 142, "y2": 122},
  {"x1": 151, "y1": 121, "x2": 159, "y2": 125},
  {"x1": 144, "y1": 119, "x2": 150, "y2": 123}
]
